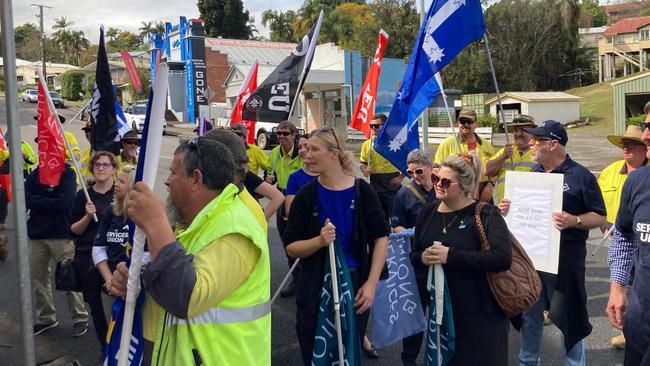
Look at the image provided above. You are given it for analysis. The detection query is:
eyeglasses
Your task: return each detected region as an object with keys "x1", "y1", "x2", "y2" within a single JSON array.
[
  {"x1": 432, "y1": 174, "x2": 458, "y2": 189},
  {"x1": 406, "y1": 168, "x2": 425, "y2": 176},
  {"x1": 532, "y1": 137, "x2": 553, "y2": 145},
  {"x1": 369, "y1": 124, "x2": 383, "y2": 129},
  {"x1": 458, "y1": 118, "x2": 475, "y2": 125},
  {"x1": 187, "y1": 136, "x2": 205, "y2": 170},
  {"x1": 277, "y1": 131, "x2": 293, "y2": 137},
  {"x1": 94, "y1": 162, "x2": 114, "y2": 169},
  {"x1": 124, "y1": 140, "x2": 139, "y2": 146},
  {"x1": 622, "y1": 141, "x2": 645, "y2": 149},
  {"x1": 314, "y1": 126, "x2": 341, "y2": 150},
  {"x1": 640, "y1": 122, "x2": 650, "y2": 131}
]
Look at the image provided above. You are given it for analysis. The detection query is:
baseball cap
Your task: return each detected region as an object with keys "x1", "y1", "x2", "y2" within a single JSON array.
[
  {"x1": 523, "y1": 120, "x2": 568, "y2": 146},
  {"x1": 458, "y1": 109, "x2": 477, "y2": 122}
]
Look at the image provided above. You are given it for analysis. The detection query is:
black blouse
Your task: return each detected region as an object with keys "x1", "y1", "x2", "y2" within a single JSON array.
[{"x1": 411, "y1": 201, "x2": 512, "y2": 319}]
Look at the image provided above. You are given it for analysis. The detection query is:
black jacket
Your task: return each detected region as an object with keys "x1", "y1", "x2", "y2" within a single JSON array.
[
  {"x1": 284, "y1": 178, "x2": 390, "y2": 313},
  {"x1": 26, "y1": 165, "x2": 77, "y2": 239}
]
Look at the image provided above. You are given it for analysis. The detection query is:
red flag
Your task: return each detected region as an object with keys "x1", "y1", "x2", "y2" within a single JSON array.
[
  {"x1": 0, "y1": 128, "x2": 11, "y2": 202},
  {"x1": 120, "y1": 50, "x2": 143, "y2": 93},
  {"x1": 350, "y1": 29, "x2": 389, "y2": 139},
  {"x1": 230, "y1": 60, "x2": 259, "y2": 144},
  {"x1": 36, "y1": 80, "x2": 65, "y2": 186}
]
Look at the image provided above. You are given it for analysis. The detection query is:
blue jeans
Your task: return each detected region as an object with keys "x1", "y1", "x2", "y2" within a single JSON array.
[{"x1": 519, "y1": 274, "x2": 586, "y2": 366}]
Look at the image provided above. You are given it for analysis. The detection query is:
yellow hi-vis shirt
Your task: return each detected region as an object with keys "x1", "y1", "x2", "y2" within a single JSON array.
[
  {"x1": 64, "y1": 131, "x2": 82, "y2": 185},
  {"x1": 488, "y1": 145, "x2": 537, "y2": 203},
  {"x1": 267, "y1": 145, "x2": 302, "y2": 190},
  {"x1": 246, "y1": 144, "x2": 269, "y2": 175},
  {"x1": 598, "y1": 159, "x2": 650, "y2": 224},
  {"x1": 434, "y1": 133, "x2": 495, "y2": 182},
  {"x1": 360, "y1": 137, "x2": 399, "y2": 174}
]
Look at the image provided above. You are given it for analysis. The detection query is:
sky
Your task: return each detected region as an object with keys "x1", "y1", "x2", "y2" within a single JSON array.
[
  {"x1": 12, "y1": 0, "x2": 433, "y2": 44},
  {"x1": 12, "y1": 0, "x2": 306, "y2": 44}
]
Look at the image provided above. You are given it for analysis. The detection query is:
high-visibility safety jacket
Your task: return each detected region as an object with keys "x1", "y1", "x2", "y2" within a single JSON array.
[
  {"x1": 21, "y1": 141, "x2": 37, "y2": 174},
  {"x1": 267, "y1": 143, "x2": 302, "y2": 190},
  {"x1": 151, "y1": 183, "x2": 271, "y2": 365},
  {"x1": 360, "y1": 136, "x2": 400, "y2": 174},
  {"x1": 434, "y1": 133, "x2": 495, "y2": 183},
  {"x1": 598, "y1": 159, "x2": 650, "y2": 224},
  {"x1": 489, "y1": 145, "x2": 536, "y2": 203},
  {"x1": 64, "y1": 131, "x2": 82, "y2": 185}
]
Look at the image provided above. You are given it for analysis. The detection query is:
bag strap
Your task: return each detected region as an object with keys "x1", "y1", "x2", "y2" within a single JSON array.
[
  {"x1": 405, "y1": 182, "x2": 427, "y2": 205},
  {"x1": 474, "y1": 201, "x2": 491, "y2": 251}
]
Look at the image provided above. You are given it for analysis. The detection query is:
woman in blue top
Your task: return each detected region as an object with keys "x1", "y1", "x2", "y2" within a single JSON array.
[
  {"x1": 285, "y1": 126, "x2": 390, "y2": 365},
  {"x1": 284, "y1": 133, "x2": 319, "y2": 214}
]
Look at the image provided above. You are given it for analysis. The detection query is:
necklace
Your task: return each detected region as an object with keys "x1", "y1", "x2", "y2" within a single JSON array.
[{"x1": 441, "y1": 213, "x2": 461, "y2": 234}]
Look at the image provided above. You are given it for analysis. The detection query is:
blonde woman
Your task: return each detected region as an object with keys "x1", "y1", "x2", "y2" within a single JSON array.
[
  {"x1": 284, "y1": 126, "x2": 390, "y2": 365},
  {"x1": 412, "y1": 153, "x2": 512, "y2": 365}
]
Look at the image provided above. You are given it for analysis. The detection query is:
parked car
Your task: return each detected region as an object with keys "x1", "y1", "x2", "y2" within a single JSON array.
[
  {"x1": 49, "y1": 92, "x2": 65, "y2": 108},
  {"x1": 124, "y1": 102, "x2": 166, "y2": 134},
  {"x1": 21, "y1": 89, "x2": 38, "y2": 103}
]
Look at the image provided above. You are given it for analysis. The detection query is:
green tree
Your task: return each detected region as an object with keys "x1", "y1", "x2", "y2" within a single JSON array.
[
  {"x1": 107, "y1": 31, "x2": 143, "y2": 52},
  {"x1": 198, "y1": 0, "x2": 255, "y2": 39},
  {"x1": 60, "y1": 70, "x2": 85, "y2": 100},
  {"x1": 369, "y1": 0, "x2": 419, "y2": 59},
  {"x1": 14, "y1": 23, "x2": 41, "y2": 61},
  {"x1": 105, "y1": 27, "x2": 121, "y2": 42},
  {"x1": 139, "y1": 21, "x2": 155, "y2": 41},
  {"x1": 578, "y1": 0, "x2": 606, "y2": 27},
  {"x1": 261, "y1": 10, "x2": 298, "y2": 42},
  {"x1": 126, "y1": 67, "x2": 151, "y2": 100},
  {"x1": 328, "y1": 3, "x2": 378, "y2": 55}
]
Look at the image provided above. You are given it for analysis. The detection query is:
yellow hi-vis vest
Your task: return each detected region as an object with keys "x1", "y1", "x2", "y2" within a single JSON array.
[
  {"x1": 151, "y1": 183, "x2": 271, "y2": 365},
  {"x1": 491, "y1": 145, "x2": 536, "y2": 203}
]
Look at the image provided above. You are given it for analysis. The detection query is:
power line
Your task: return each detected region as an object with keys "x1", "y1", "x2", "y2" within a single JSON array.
[{"x1": 30, "y1": 3, "x2": 52, "y2": 79}]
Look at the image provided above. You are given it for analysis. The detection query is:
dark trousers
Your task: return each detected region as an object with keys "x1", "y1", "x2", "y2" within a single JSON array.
[
  {"x1": 625, "y1": 345, "x2": 650, "y2": 366},
  {"x1": 278, "y1": 192, "x2": 300, "y2": 278},
  {"x1": 401, "y1": 277, "x2": 430, "y2": 365},
  {"x1": 296, "y1": 270, "x2": 369, "y2": 366},
  {"x1": 0, "y1": 187, "x2": 8, "y2": 224},
  {"x1": 76, "y1": 251, "x2": 108, "y2": 349}
]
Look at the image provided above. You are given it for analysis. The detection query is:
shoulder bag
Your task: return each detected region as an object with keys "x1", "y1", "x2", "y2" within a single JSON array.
[{"x1": 474, "y1": 202, "x2": 542, "y2": 317}]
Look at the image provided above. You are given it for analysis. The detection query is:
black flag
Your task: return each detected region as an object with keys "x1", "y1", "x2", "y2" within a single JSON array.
[
  {"x1": 242, "y1": 11, "x2": 323, "y2": 122},
  {"x1": 91, "y1": 27, "x2": 120, "y2": 155}
]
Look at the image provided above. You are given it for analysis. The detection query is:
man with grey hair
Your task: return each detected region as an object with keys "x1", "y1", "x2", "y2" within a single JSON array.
[
  {"x1": 109, "y1": 137, "x2": 271, "y2": 364},
  {"x1": 390, "y1": 148, "x2": 438, "y2": 364}
]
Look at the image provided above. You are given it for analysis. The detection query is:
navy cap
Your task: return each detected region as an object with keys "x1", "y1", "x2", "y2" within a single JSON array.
[{"x1": 523, "y1": 120, "x2": 568, "y2": 146}]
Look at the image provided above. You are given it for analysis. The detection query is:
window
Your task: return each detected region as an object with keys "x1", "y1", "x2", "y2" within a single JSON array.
[
  {"x1": 617, "y1": 35, "x2": 626, "y2": 44},
  {"x1": 607, "y1": 36, "x2": 613, "y2": 44},
  {"x1": 641, "y1": 29, "x2": 650, "y2": 40}
]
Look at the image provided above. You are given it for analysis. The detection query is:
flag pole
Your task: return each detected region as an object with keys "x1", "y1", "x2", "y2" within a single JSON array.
[
  {"x1": 483, "y1": 34, "x2": 514, "y2": 169},
  {"x1": 419, "y1": 0, "x2": 429, "y2": 153},
  {"x1": 37, "y1": 70, "x2": 97, "y2": 222},
  {"x1": 270, "y1": 258, "x2": 300, "y2": 306},
  {"x1": 328, "y1": 242, "x2": 345, "y2": 366},
  {"x1": 1, "y1": 2, "x2": 36, "y2": 363},
  {"x1": 591, "y1": 226, "x2": 614, "y2": 256},
  {"x1": 435, "y1": 74, "x2": 462, "y2": 152},
  {"x1": 117, "y1": 64, "x2": 168, "y2": 366}
]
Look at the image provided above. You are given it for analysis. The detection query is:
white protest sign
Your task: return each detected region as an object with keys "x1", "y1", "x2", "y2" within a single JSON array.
[{"x1": 504, "y1": 171, "x2": 563, "y2": 274}]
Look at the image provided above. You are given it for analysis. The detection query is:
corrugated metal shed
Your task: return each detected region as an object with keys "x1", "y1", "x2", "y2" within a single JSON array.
[
  {"x1": 612, "y1": 71, "x2": 650, "y2": 134},
  {"x1": 485, "y1": 91, "x2": 580, "y2": 104},
  {"x1": 205, "y1": 38, "x2": 295, "y2": 66}
]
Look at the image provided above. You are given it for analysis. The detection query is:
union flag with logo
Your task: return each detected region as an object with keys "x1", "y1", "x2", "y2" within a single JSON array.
[{"x1": 36, "y1": 79, "x2": 65, "y2": 186}]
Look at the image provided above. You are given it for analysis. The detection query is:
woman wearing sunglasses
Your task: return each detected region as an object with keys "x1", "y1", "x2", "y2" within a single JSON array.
[
  {"x1": 411, "y1": 153, "x2": 512, "y2": 366},
  {"x1": 284, "y1": 127, "x2": 390, "y2": 365}
]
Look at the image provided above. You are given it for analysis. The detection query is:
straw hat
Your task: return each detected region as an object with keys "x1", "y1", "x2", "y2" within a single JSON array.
[
  {"x1": 506, "y1": 114, "x2": 536, "y2": 132},
  {"x1": 606, "y1": 125, "x2": 645, "y2": 148}
]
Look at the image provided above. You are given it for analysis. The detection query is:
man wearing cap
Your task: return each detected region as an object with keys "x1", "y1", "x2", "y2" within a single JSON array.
[
  {"x1": 231, "y1": 124, "x2": 269, "y2": 176},
  {"x1": 505, "y1": 120, "x2": 606, "y2": 366},
  {"x1": 118, "y1": 130, "x2": 139, "y2": 170},
  {"x1": 434, "y1": 108, "x2": 495, "y2": 202},
  {"x1": 486, "y1": 114, "x2": 537, "y2": 204},
  {"x1": 360, "y1": 113, "x2": 404, "y2": 221},
  {"x1": 599, "y1": 125, "x2": 648, "y2": 350}
]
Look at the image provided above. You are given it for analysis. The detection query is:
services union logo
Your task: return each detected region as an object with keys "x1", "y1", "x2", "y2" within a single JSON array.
[{"x1": 245, "y1": 95, "x2": 263, "y2": 112}]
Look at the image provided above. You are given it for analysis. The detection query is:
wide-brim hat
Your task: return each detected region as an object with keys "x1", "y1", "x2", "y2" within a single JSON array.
[
  {"x1": 33, "y1": 114, "x2": 66, "y2": 124},
  {"x1": 507, "y1": 114, "x2": 536, "y2": 132},
  {"x1": 121, "y1": 130, "x2": 141, "y2": 142},
  {"x1": 607, "y1": 125, "x2": 645, "y2": 148}
]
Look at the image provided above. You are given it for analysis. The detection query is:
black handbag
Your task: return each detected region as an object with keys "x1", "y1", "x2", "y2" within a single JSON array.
[{"x1": 55, "y1": 258, "x2": 82, "y2": 292}]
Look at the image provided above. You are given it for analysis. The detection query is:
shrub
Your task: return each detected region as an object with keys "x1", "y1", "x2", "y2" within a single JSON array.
[
  {"x1": 60, "y1": 71, "x2": 86, "y2": 101},
  {"x1": 627, "y1": 115, "x2": 645, "y2": 127},
  {"x1": 479, "y1": 113, "x2": 499, "y2": 131}
]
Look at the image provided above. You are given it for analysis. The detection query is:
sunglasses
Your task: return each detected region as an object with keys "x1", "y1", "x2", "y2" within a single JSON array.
[
  {"x1": 622, "y1": 141, "x2": 645, "y2": 149},
  {"x1": 188, "y1": 136, "x2": 205, "y2": 169},
  {"x1": 458, "y1": 118, "x2": 475, "y2": 125},
  {"x1": 432, "y1": 174, "x2": 457, "y2": 189},
  {"x1": 640, "y1": 122, "x2": 650, "y2": 131},
  {"x1": 314, "y1": 126, "x2": 341, "y2": 150},
  {"x1": 124, "y1": 140, "x2": 139, "y2": 146},
  {"x1": 532, "y1": 136, "x2": 553, "y2": 145},
  {"x1": 406, "y1": 168, "x2": 425, "y2": 176},
  {"x1": 277, "y1": 131, "x2": 293, "y2": 137},
  {"x1": 369, "y1": 124, "x2": 383, "y2": 129},
  {"x1": 94, "y1": 162, "x2": 114, "y2": 169}
]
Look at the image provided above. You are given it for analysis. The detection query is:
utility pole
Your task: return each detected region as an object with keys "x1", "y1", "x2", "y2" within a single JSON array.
[
  {"x1": 31, "y1": 4, "x2": 52, "y2": 80},
  {"x1": 419, "y1": 0, "x2": 429, "y2": 153}
]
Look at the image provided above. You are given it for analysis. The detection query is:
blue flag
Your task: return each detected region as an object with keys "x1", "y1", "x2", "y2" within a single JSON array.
[
  {"x1": 312, "y1": 241, "x2": 364, "y2": 366},
  {"x1": 371, "y1": 231, "x2": 426, "y2": 348},
  {"x1": 375, "y1": 0, "x2": 485, "y2": 173},
  {"x1": 424, "y1": 268, "x2": 455, "y2": 366},
  {"x1": 114, "y1": 101, "x2": 131, "y2": 142}
]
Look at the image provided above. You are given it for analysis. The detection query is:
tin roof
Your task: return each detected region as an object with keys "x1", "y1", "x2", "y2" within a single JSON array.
[
  {"x1": 603, "y1": 16, "x2": 650, "y2": 36},
  {"x1": 485, "y1": 92, "x2": 580, "y2": 104},
  {"x1": 205, "y1": 38, "x2": 296, "y2": 66}
]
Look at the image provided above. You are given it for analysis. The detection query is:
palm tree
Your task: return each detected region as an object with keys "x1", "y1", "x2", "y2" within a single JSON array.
[
  {"x1": 262, "y1": 10, "x2": 297, "y2": 42},
  {"x1": 153, "y1": 21, "x2": 166, "y2": 35},
  {"x1": 139, "y1": 21, "x2": 154, "y2": 41},
  {"x1": 69, "y1": 30, "x2": 89, "y2": 66},
  {"x1": 105, "y1": 27, "x2": 121, "y2": 42}
]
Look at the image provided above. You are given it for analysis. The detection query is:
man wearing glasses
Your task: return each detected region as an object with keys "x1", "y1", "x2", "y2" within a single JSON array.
[
  {"x1": 486, "y1": 114, "x2": 537, "y2": 204},
  {"x1": 360, "y1": 113, "x2": 404, "y2": 221},
  {"x1": 509, "y1": 120, "x2": 606, "y2": 366},
  {"x1": 434, "y1": 108, "x2": 496, "y2": 202},
  {"x1": 606, "y1": 106, "x2": 650, "y2": 366},
  {"x1": 118, "y1": 130, "x2": 139, "y2": 171},
  {"x1": 598, "y1": 124, "x2": 648, "y2": 350}
]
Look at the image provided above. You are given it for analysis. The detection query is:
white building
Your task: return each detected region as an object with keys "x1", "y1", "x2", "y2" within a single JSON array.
[{"x1": 485, "y1": 92, "x2": 581, "y2": 124}]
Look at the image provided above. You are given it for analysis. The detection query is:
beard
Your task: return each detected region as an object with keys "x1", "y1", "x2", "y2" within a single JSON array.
[{"x1": 166, "y1": 196, "x2": 186, "y2": 228}]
